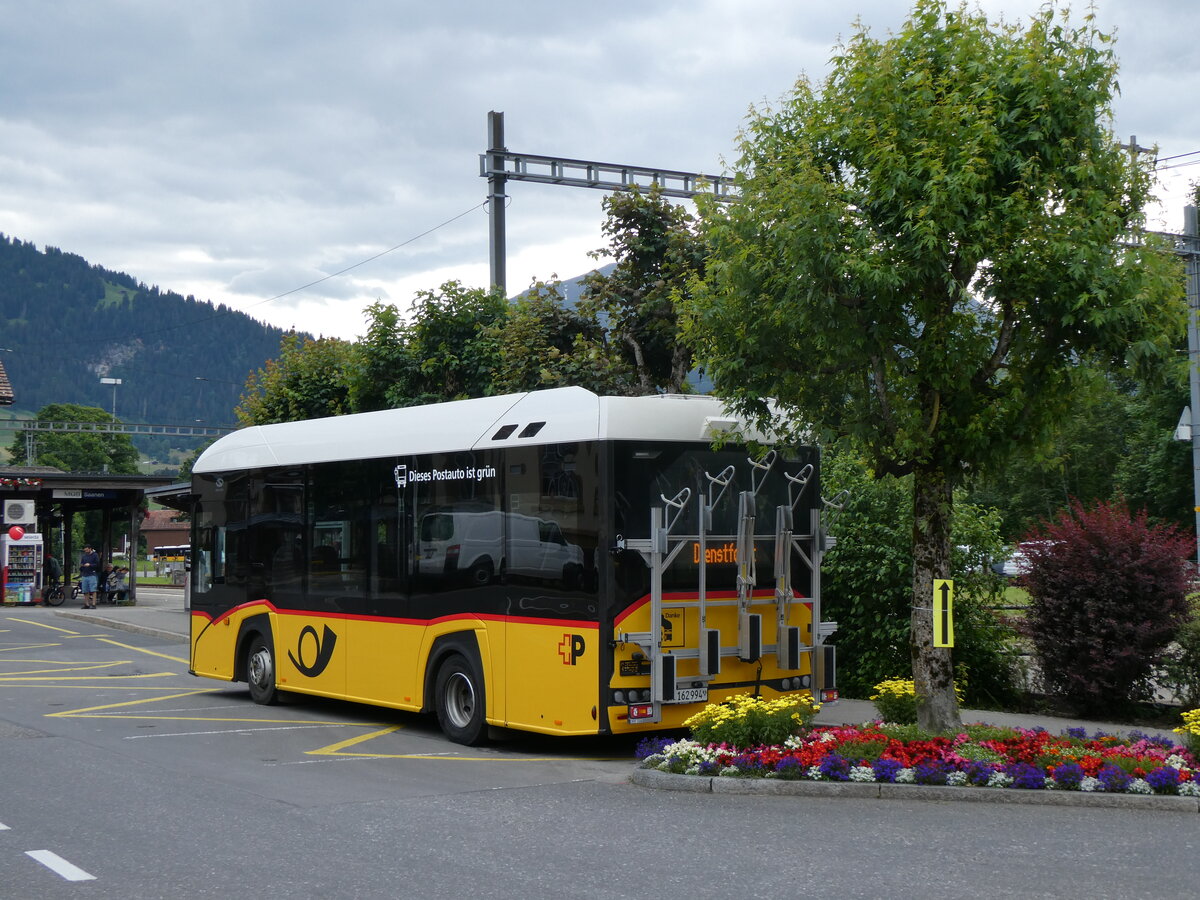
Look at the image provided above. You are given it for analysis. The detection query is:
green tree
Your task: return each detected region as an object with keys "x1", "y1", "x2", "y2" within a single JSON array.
[
  {"x1": 583, "y1": 186, "x2": 704, "y2": 394},
  {"x1": 965, "y1": 367, "x2": 1192, "y2": 537},
  {"x1": 686, "y1": 1, "x2": 1182, "y2": 731},
  {"x1": 236, "y1": 333, "x2": 355, "y2": 425},
  {"x1": 389, "y1": 281, "x2": 508, "y2": 406},
  {"x1": 490, "y1": 279, "x2": 637, "y2": 395},
  {"x1": 348, "y1": 301, "x2": 411, "y2": 413},
  {"x1": 8, "y1": 403, "x2": 139, "y2": 473}
]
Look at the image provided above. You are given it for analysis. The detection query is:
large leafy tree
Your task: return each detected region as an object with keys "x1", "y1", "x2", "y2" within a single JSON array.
[
  {"x1": 490, "y1": 279, "x2": 637, "y2": 396},
  {"x1": 583, "y1": 186, "x2": 705, "y2": 394},
  {"x1": 391, "y1": 281, "x2": 508, "y2": 406},
  {"x1": 8, "y1": 403, "x2": 139, "y2": 473},
  {"x1": 350, "y1": 281, "x2": 509, "y2": 411},
  {"x1": 686, "y1": 1, "x2": 1183, "y2": 731},
  {"x1": 236, "y1": 333, "x2": 356, "y2": 425}
]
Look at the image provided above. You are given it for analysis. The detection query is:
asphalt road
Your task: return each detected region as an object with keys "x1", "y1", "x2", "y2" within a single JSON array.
[{"x1": 1, "y1": 609, "x2": 1197, "y2": 898}]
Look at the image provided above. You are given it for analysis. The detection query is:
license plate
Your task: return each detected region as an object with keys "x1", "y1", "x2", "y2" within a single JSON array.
[{"x1": 668, "y1": 686, "x2": 708, "y2": 704}]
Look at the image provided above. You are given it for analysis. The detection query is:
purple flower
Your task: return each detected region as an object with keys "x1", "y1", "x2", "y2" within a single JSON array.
[
  {"x1": 1051, "y1": 762, "x2": 1084, "y2": 790},
  {"x1": 635, "y1": 736, "x2": 674, "y2": 760},
  {"x1": 913, "y1": 760, "x2": 950, "y2": 786},
  {"x1": 1065, "y1": 727, "x2": 1088, "y2": 741},
  {"x1": 872, "y1": 758, "x2": 903, "y2": 783},
  {"x1": 1144, "y1": 766, "x2": 1180, "y2": 795},
  {"x1": 1005, "y1": 762, "x2": 1046, "y2": 790},
  {"x1": 818, "y1": 753, "x2": 851, "y2": 782},
  {"x1": 965, "y1": 761, "x2": 998, "y2": 786},
  {"x1": 1096, "y1": 763, "x2": 1133, "y2": 793},
  {"x1": 732, "y1": 752, "x2": 767, "y2": 775}
]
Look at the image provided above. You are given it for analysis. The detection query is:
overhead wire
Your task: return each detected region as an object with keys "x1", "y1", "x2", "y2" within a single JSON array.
[{"x1": 26, "y1": 200, "x2": 489, "y2": 350}]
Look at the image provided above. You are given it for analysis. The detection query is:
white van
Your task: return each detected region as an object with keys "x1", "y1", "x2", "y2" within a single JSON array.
[{"x1": 417, "y1": 509, "x2": 584, "y2": 586}]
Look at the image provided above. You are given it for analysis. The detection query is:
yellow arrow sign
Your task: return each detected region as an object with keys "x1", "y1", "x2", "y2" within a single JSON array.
[{"x1": 933, "y1": 579, "x2": 954, "y2": 648}]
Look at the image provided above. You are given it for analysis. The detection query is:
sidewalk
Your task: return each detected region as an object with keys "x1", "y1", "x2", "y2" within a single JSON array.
[
  {"x1": 31, "y1": 589, "x2": 1188, "y2": 743},
  {"x1": 52, "y1": 584, "x2": 190, "y2": 643}
]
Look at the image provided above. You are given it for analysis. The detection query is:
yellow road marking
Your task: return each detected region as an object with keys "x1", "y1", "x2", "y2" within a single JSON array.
[
  {"x1": 0, "y1": 643, "x2": 62, "y2": 653},
  {"x1": 0, "y1": 672, "x2": 177, "y2": 682},
  {"x1": 302, "y1": 725, "x2": 610, "y2": 762},
  {"x1": 307, "y1": 725, "x2": 404, "y2": 755},
  {"x1": 96, "y1": 638, "x2": 188, "y2": 664},
  {"x1": 5, "y1": 618, "x2": 80, "y2": 634},
  {"x1": 47, "y1": 689, "x2": 226, "y2": 717},
  {"x1": 0, "y1": 662, "x2": 128, "y2": 676}
]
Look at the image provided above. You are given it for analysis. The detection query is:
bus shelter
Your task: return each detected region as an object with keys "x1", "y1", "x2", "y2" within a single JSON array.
[{"x1": 0, "y1": 465, "x2": 176, "y2": 603}]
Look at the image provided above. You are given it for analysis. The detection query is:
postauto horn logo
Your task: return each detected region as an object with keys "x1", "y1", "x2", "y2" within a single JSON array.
[{"x1": 289, "y1": 624, "x2": 338, "y2": 678}]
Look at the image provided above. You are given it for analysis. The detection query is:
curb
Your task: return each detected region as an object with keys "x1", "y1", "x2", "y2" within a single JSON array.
[
  {"x1": 630, "y1": 767, "x2": 1200, "y2": 813},
  {"x1": 55, "y1": 610, "x2": 188, "y2": 644}
]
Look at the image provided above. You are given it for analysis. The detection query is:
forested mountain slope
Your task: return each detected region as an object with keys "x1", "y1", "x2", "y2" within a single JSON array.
[{"x1": 0, "y1": 234, "x2": 292, "y2": 447}]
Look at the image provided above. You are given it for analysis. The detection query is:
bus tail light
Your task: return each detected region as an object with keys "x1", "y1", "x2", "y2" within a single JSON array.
[
  {"x1": 820, "y1": 688, "x2": 839, "y2": 703},
  {"x1": 628, "y1": 703, "x2": 654, "y2": 722}
]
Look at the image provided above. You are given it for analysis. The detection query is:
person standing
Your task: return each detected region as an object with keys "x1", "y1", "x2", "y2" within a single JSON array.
[{"x1": 79, "y1": 544, "x2": 101, "y2": 609}]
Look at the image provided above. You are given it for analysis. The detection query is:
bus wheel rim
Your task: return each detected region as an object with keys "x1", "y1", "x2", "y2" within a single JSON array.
[
  {"x1": 249, "y1": 648, "x2": 272, "y2": 688},
  {"x1": 445, "y1": 672, "x2": 475, "y2": 728}
]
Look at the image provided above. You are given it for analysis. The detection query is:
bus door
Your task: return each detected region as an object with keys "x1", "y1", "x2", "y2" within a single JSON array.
[
  {"x1": 275, "y1": 461, "x2": 374, "y2": 699},
  {"x1": 502, "y1": 444, "x2": 601, "y2": 734}
]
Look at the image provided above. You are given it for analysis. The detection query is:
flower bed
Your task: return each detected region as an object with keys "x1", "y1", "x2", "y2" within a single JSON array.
[{"x1": 639, "y1": 720, "x2": 1200, "y2": 797}]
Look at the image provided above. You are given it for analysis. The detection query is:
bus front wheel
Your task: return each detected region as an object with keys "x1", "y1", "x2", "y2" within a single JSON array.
[
  {"x1": 434, "y1": 653, "x2": 486, "y2": 745},
  {"x1": 246, "y1": 635, "x2": 279, "y2": 706}
]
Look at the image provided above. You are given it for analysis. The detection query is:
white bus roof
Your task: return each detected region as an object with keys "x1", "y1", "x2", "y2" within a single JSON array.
[{"x1": 193, "y1": 387, "x2": 778, "y2": 474}]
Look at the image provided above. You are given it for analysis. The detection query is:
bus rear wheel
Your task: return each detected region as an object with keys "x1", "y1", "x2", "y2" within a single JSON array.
[
  {"x1": 434, "y1": 653, "x2": 486, "y2": 745},
  {"x1": 246, "y1": 635, "x2": 279, "y2": 706}
]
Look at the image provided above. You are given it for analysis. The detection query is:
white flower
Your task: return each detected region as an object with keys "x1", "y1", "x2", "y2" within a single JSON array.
[
  {"x1": 1178, "y1": 781, "x2": 1200, "y2": 797},
  {"x1": 685, "y1": 765, "x2": 702, "y2": 776},
  {"x1": 849, "y1": 766, "x2": 876, "y2": 782},
  {"x1": 987, "y1": 772, "x2": 1013, "y2": 788},
  {"x1": 719, "y1": 766, "x2": 740, "y2": 776},
  {"x1": 1166, "y1": 754, "x2": 1188, "y2": 769},
  {"x1": 1127, "y1": 778, "x2": 1153, "y2": 795},
  {"x1": 807, "y1": 766, "x2": 824, "y2": 779},
  {"x1": 1080, "y1": 776, "x2": 1102, "y2": 793},
  {"x1": 946, "y1": 771, "x2": 968, "y2": 787},
  {"x1": 818, "y1": 731, "x2": 838, "y2": 743},
  {"x1": 642, "y1": 754, "x2": 665, "y2": 768},
  {"x1": 896, "y1": 768, "x2": 916, "y2": 784},
  {"x1": 1044, "y1": 777, "x2": 1056, "y2": 789}
]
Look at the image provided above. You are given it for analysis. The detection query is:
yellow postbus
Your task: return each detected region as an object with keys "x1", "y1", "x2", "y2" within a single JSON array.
[{"x1": 187, "y1": 387, "x2": 837, "y2": 744}]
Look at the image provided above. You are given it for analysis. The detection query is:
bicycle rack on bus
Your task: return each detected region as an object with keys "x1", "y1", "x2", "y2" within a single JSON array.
[{"x1": 616, "y1": 453, "x2": 839, "y2": 724}]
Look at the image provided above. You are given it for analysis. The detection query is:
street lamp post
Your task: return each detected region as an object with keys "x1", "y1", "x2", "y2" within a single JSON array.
[{"x1": 99, "y1": 377, "x2": 122, "y2": 422}]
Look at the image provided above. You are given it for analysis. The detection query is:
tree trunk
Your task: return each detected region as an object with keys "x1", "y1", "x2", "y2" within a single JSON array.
[{"x1": 910, "y1": 463, "x2": 962, "y2": 733}]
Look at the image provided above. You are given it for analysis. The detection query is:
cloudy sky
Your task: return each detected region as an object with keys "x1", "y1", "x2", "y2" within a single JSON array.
[{"x1": 2, "y1": 0, "x2": 1197, "y2": 342}]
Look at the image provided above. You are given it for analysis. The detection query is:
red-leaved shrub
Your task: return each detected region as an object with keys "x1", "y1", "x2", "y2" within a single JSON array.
[{"x1": 1021, "y1": 500, "x2": 1192, "y2": 715}]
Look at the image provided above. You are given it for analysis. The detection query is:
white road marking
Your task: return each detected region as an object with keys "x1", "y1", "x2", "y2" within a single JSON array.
[
  {"x1": 124, "y1": 723, "x2": 350, "y2": 739},
  {"x1": 0, "y1": 821, "x2": 9, "y2": 830},
  {"x1": 25, "y1": 849, "x2": 96, "y2": 882}
]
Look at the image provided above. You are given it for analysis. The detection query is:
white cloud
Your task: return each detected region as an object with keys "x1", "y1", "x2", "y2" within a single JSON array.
[{"x1": 0, "y1": 0, "x2": 1196, "y2": 341}]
